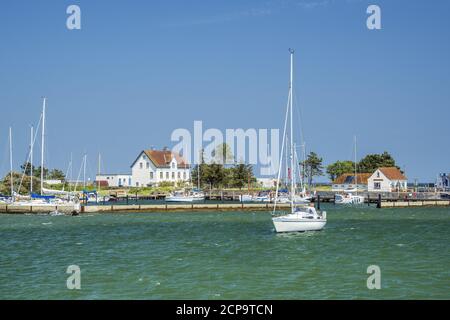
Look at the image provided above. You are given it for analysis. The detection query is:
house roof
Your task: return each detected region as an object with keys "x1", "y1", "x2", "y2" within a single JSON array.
[
  {"x1": 141, "y1": 149, "x2": 190, "y2": 169},
  {"x1": 333, "y1": 173, "x2": 372, "y2": 184},
  {"x1": 378, "y1": 167, "x2": 407, "y2": 180}
]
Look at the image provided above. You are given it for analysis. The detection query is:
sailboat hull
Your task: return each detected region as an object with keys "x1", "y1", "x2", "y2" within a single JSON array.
[
  {"x1": 335, "y1": 194, "x2": 365, "y2": 204},
  {"x1": 272, "y1": 215, "x2": 326, "y2": 232},
  {"x1": 165, "y1": 196, "x2": 205, "y2": 202}
]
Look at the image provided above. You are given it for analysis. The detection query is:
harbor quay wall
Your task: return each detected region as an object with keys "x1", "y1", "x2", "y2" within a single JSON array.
[
  {"x1": 0, "y1": 204, "x2": 79, "y2": 214},
  {"x1": 81, "y1": 202, "x2": 292, "y2": 213},
  {"x1": 379, "y1": 200, "x2": 450, "y2": 208},
  {"x1": 0, "y1": 202, "x2": 292, "y2": 214},
  {"x1": 0, "y1": 200, "x2": 449, "y2": 214}
]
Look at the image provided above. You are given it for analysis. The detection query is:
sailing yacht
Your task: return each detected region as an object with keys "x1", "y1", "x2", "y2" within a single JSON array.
[
  {"x1": 166, "y1": 163, "x2": 205, "y2": 202},
  {"x1": 334, "y1": 136, "x2": 365, "y2": 205},
  {"x1": 165, "y1": 188, "x2": 205, "y2": 202},
  {"x1": 11, "y1": 98, "x2": 80, "y2": 211},
  {"x1": 271, "y1": 49, "x2": 327, "y2": 233}
]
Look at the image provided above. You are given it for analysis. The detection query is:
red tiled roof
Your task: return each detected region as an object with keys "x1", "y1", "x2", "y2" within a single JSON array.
[
  {"x1": 378, "y1": 167, "x2": 407, "y2": 180},
  {"x1": 143, "y1": 150, "x2": 189, "y2": 168},
  {"x1": 333, "y1": 173, "x2": 371, "y2": 184}
]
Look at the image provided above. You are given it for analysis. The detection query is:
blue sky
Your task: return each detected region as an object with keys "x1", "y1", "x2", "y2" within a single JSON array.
[{"x1": 0, "y1": 0, "x2": 449, "y2": 182}]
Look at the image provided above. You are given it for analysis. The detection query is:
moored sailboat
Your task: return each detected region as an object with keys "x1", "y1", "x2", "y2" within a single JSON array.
[
  {"x1": 334, "y1": 136, "x2": 365, "y2": 205},
  {"x1": 271, "y1": 49, "x2": 327, "y2": 233}
]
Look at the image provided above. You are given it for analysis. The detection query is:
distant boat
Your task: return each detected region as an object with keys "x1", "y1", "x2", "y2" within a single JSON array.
[
  {"x1": 334, "y1": 136, "x2": 365, "y2": 205},
  {"x1": 239, "y1": 194, "x2": 254, "y2": 202},
  {"x1": 335, "y1": 190, "x2": 364, "y2": 204},
  {"x1": 165, "y1": 188, "x2": 205, "y2": 202},
  {"x1": 271, "y1": 49, "x2": 327, "y2": 233}
]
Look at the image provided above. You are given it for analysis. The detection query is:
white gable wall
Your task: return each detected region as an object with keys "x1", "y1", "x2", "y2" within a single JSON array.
[
  {"x1": 131, "y1": 151, "x2": 190, "y2": 187},
  {"x1": 368, "y1": 169, "x2": 407, "y2": 192}
]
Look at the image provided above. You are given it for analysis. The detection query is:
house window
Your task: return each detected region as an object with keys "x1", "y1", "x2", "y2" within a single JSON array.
[
  {"x1": 160, "y1": 172, "x2": 163, "y2": 179},
  {"x1": 172, "y1": 162, "x2": 175, "y2": 169},
  {"x1": 183, "y1": 172, "x2": 186, "y2": 180},
  {"x1": 172, "y1": 172, "x2": 175, "y2": 179},
  {"x1": 166, "y1": 172, "x2": 169, "y2": 179},
  {"x1": 377, "y1": 171, "x2": 380, "y2": 178},
  {"x1": 140, "y1": 162, "x2": 143, "y2": 169},
  {"x1": 150, "y1": 172, "x2": 154, "y2": 179},
  {"x1": 136, "y1": 182, "x2": 139, "y2": 187},
  {"x1": 374, "y1": 182, "x2": 381, "y2": 190},
  {"x1": 146, "y1": 162, "x2": 150, "y2": 169},
  {"x1": 177, "y1": 172, "x2": 181, "y2": 179}
]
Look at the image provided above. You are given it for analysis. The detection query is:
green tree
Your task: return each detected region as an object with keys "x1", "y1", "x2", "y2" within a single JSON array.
[
  {"x1": 0, "y1": 172, "x2": 40, "y2": 195},
  {"x1": 20, "y1": 162, "x2": 36, "y2": 177},
  {"x1": 202, "y1": 163, "x2": 225, "y2": 189},
  {"x1": 48, "y1": 169, "x2": 66, "y2": 181},
  {"x1": 34, "y1": 166, "x2": 49, "y2": 179},
  {"x1": 358, "y1": 152, "x2": 399, "y2": 173},
  {"x1": 212, "y1": 143, "x2": 234, "y2": 165},
  {"x1": 302, "y1": 152, "x2": 324, "y2": 186},
  {"x1": 230, "y1": 163, "x2": 255, "y2": 189},
  {"x1": 326, "y1": 160, "x2": 355, "y2": 181},
  {"x1": 191, "y1": 164, "x2": 207, "y2": 188}
]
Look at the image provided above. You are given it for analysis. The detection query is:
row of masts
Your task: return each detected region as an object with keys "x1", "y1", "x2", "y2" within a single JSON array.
[
  {"x1": 8, "y1": 98, "x2": 46, "y2": 201},
  {"x1": 7, "y1": 97, "x2": 92, "y2": 200}
]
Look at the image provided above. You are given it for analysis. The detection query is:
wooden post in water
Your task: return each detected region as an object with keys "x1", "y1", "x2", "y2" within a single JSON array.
[
  {"x1": 126, "y1": 195, "x2": 129, "y2": 205},
  {"x1": 317, "y1": 195, "x2": 321, "y2": 211},
  {"x1": 367, "y1": 193, "x2": 370, "y2": 206},
  {"x1": 377, "y1": 194, "x2": 381, "y2": 208}
]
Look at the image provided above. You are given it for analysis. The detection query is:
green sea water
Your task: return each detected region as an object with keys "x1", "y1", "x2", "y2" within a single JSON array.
[{"x1": 0, "y1": 205, "x2": 449, "y2": 299}]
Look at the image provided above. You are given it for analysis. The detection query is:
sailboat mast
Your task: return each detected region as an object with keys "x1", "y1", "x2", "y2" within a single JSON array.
[
  {"x1": 40, "y1": 97, "x2": 46, "y2": 195},
  {"x1": 30, "y1": 126, "x2": 34, "y2": 194},
  {"x1": 98, "y1": 153, "x2": 101, "y2": 175},
  {"x1": 98, "y1": 153, "x2": 101, "y2": 191},
  {"x1": 289, "y1": 49, "x2": 295, "y2": 208},
  {"x1": 197, "y1": 149, "x2": 201, "y2": 189},
  {"x1": 83, "y1": 154, "x2": 87, "y2": 189},
  {"x1": 285, "y1": 137, "x2": 288, "y2": 186},
  {"x1": 9, "y1": 127, "x2": 14, "y2": 201},
  {"x1": 354, "y1": 135, "x2": 358, "y2": 195}
]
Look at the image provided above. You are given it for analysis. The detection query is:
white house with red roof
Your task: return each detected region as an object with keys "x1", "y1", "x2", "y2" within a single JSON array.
[
  {"x1": 367, "y1": 167, "x2": 408, "y2": 192},
  {"x1": 131, "y1": 148, "x2": 190, "y2": 187}
]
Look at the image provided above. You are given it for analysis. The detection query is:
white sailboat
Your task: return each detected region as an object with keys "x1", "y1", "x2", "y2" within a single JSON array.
[
  {"x1": 166, "y1": 160, "x2": 205, "y2": 202},
  {"x1": 12, "y1": 98, "x2": 80, "y2": 211},
  {"x1": 1, "y1": 127, "x2": 15, "y2": 204},
  {"x1": 165, "y1": 188, "x2": 205, "y2": 202},
  {"x1": 334, "y1": 136, "x2": 365, "y2": 205},
  {"x1": 272, "y1": 49, "x2": 327, "y2": 233}
]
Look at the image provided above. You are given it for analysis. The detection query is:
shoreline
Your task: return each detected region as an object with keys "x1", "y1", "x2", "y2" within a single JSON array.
[{"x1": 0, "y1": 200, "x2": 449, "y2": 214}]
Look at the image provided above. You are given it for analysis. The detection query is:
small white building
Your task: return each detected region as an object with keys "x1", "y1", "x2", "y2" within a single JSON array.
[
  {"x1": 44, "y1": 179, "x2": 63, "y2": 185},
  {"x1": 95, "y1": 174, "x2": 132, "y2": 187},
  {"x1": 368, "y1": 167, "x2": 408, "y2": 192},
  {"x1": 131, "y1": 149, "x2": 190, "y2": 187}
]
